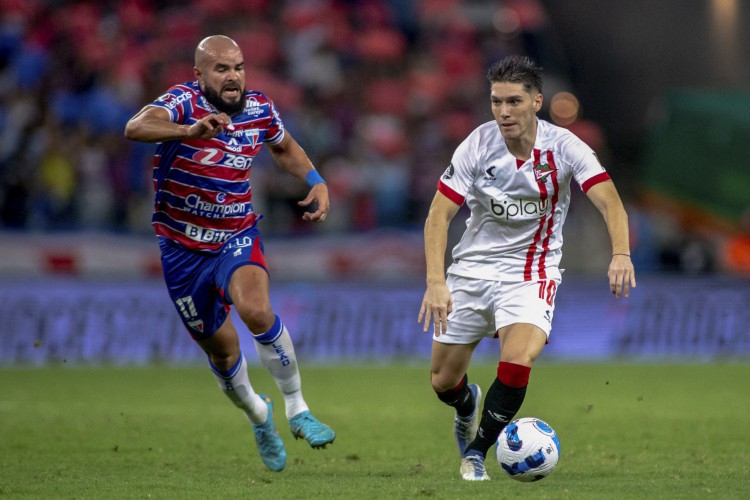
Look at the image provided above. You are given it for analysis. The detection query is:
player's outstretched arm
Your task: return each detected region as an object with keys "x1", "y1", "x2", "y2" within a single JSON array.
[
  {"x1": 267, "y1": 132, "x2": 329, "y2": 222},
  {"x1": 418, "y1": 192, "x2": 460, "y2": 335},
  {"x1": 585, "y1": 181, "x2": 636, "y2": 298},
  {"x1": 124, "y1": 106, "x2": 232, "y2": 143}
]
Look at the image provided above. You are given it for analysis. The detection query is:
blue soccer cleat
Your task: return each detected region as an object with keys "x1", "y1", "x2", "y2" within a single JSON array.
[
  {"x1": 454, "y1": 384, "x2": 482, "y2": 456},
  {"x1": 460, "y1": 450, "x2": 490, "y2": 481},
  {"x1": 252, "y1": 395, "x2": 287, "y2": 472},
  {"x1": 289, "y1": 410, "x2": 335, "y2": 449}
]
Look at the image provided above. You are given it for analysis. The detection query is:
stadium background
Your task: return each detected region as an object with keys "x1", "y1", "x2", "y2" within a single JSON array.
[{"x1": 0, "y1": 0, "x2": 749, "y2": 365}]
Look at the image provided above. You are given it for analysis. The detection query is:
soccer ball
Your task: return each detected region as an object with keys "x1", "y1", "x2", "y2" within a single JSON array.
[{"x1": 496, "y1": 417, "x2": 561, "y2": 482}]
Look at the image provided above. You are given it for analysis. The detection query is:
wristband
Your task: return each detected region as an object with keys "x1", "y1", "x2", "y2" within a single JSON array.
[
  {"x1": 612, "y1": 253, "x2": 630, "y2": 257},
  {"x1": 305, "y1": 170, "x2": 326, "y2": 187}
]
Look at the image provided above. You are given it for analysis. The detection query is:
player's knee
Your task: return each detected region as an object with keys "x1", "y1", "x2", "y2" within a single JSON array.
[
  {"x1": 501, "y1": 353, "x2": 536, "y2": 367},
  {"x1": 500, "y1": 346, "x2": 542, "y2": 368},
  {"x1": 235, "y1": 302, "x2": 274, "y2": 334},
  {"x1": 430, "y1": 371, "x2": 462, "y2": 394},
  {"x1": 208, "y1": 350, "x2": 239, "y2": 372}
]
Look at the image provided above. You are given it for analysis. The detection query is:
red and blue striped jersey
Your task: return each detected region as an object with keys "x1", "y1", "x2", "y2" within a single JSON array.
[{"x1": 147, "y1": 81, "x2": 284, "y2": 252}]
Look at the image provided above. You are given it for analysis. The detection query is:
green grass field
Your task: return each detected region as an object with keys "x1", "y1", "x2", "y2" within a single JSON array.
[{"x1": 1, "y1": 362, "x2": 748, "y2": 499}]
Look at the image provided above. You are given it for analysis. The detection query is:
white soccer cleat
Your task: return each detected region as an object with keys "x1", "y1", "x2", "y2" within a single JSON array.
[
  {"x1": 454, "y1": 384, "x2": 482, "y2": 456},
  {"x1": 460, "y1": 452, "x2": 490, "y2": 481}
]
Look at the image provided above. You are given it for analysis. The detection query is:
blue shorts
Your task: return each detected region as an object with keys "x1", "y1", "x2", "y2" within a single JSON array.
[{"x1": 159, "y1": 226, "x2": 268, "y2": 340}]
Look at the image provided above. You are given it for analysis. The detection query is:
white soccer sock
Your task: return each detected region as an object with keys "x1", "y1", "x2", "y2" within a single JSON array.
[
  {"x1": 209, "y1": 352, "x2": 268, "y2": 425},
  {"x1": 252, "y1": 315, "x2": 309, "y2": 420}
]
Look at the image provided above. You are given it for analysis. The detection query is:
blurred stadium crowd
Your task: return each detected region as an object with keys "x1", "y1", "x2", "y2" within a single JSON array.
[
  {"x1": 0, "y1": 0, "x2": 580, "y2": 233},
  {"x1": 0, "y1": 0, "x2": 746, "y2": 275}
]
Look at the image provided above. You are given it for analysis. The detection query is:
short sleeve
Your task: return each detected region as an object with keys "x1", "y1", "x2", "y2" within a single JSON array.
[
  {"x1": 148, "y1": 86, "x2": 195, "y2": 124},
  {"x1": 263, "y1": 98, "x2": 285, "y2": 145},
  {"x1": 437, "y1": 131, "x2": 481, "y2": 206},
  {"x1": 564, "y1": 135, "x2": 611, "y2": 193}
]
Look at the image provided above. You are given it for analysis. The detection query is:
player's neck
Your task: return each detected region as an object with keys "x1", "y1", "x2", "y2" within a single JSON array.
[
  {"x1": 505, "y1": 136, "x2": 535, "y2": 162},
  {"x1": 505, "y1": 120, "x2": 537, "y2": 161}
]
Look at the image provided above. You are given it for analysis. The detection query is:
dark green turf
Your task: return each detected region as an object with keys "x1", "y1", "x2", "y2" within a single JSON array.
[{"x1": 0, "y1": 363, "x2": 748, "y2": 498}]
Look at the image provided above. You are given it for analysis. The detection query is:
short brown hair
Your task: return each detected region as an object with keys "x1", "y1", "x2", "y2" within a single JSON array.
[{"x1": 487, "y1": 55, "x2": 543, "y2": 94}]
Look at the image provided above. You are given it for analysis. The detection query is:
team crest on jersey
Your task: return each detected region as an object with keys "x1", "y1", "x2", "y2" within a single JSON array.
[
  {"x1": 533, "y1": 162, "x2": 557, "y2": 182},
  {"x1": 226, "y1": 128, "x2": 260, "y2": 149},
  {"x1": 442, "y1": 163, "x2": 455, "y2": 180},
  {"x1": 245, "y1": 128, "x2": 260, "y2": 148}
]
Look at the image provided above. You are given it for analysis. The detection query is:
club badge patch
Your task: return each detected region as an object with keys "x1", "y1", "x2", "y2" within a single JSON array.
[{"x1": 533, "y1": 162, "x2": 557, "y2": 182}]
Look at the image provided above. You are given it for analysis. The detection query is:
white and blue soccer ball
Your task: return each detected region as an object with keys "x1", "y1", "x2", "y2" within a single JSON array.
[{"x1": 496, "y1": 417, "x2": 561, "y2": 482}]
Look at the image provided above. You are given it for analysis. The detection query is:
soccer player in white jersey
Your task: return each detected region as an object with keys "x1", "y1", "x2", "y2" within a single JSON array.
[{"x1": 418, "y1": 55, "x2": 636, "y2": 481}]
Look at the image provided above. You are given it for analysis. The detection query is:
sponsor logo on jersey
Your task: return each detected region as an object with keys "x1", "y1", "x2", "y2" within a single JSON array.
[
  {"x1": 489, "y1": 197, "x2": 550, "y2": 220},
  {"x1": 185, "y1": 194, "x2": 248, "y2": 218},
  {"x1": 194, "y1": 148, "x2": 224, "y2": 165},
  {"x1": 185, "y1": 223, "x2": 232, "y2": 244},
  {"x1": 158, "y1": 91, "x2": 193, "y2": 110},
  {"x1": 244, "y1": 96, "x2": 265, "y2": 117},
  {"x1": 533, "y1": 162, "x2": 557, "y2": 182},
  {"x1": 442, "y1": 163, "x2": 455, "y2": 180},
  {"x1": 226, "y1": 137, "x2": 242, "y2": 152},
  {"x1": 192, "y1": 148, "x2": 253, "y2": 170}
]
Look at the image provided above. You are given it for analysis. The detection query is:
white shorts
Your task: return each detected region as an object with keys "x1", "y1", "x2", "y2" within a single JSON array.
[{"x1": 433, "y1": 274, "x2": 561, "y2": 345}]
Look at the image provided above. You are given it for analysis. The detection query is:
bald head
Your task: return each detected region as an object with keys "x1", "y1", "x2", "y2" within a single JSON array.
[
  {"x1": 193, "y1": 35, "x2": 246, "y2": 116},
  {"x1": 195, "y1": 35, "x2": 242, "y2": 70}
]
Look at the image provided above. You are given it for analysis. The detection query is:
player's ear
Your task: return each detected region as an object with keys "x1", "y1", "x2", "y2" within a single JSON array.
[
  {"x1": 534, "y1": 94, "x2": 543, "y2": 112},
  {"x1": 193, "y1": 66, "x2": 202, "y2": 81}
]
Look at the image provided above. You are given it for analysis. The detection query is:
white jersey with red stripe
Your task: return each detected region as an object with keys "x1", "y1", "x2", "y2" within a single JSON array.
[
  {"x1": 147, "y1": 81, "x2": 285, "y2": 252},
  {"x1": 438, "y1": 118, "x2": 610, "y2": 282}
]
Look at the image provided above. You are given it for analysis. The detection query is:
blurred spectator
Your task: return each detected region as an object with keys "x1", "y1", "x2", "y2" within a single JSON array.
[
  {"x1": 0, "y1": 0, "x2": 581, "y2": 239},
  {"x1": 33, "y1": 125, "x2": 77, "y2": 228}
]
